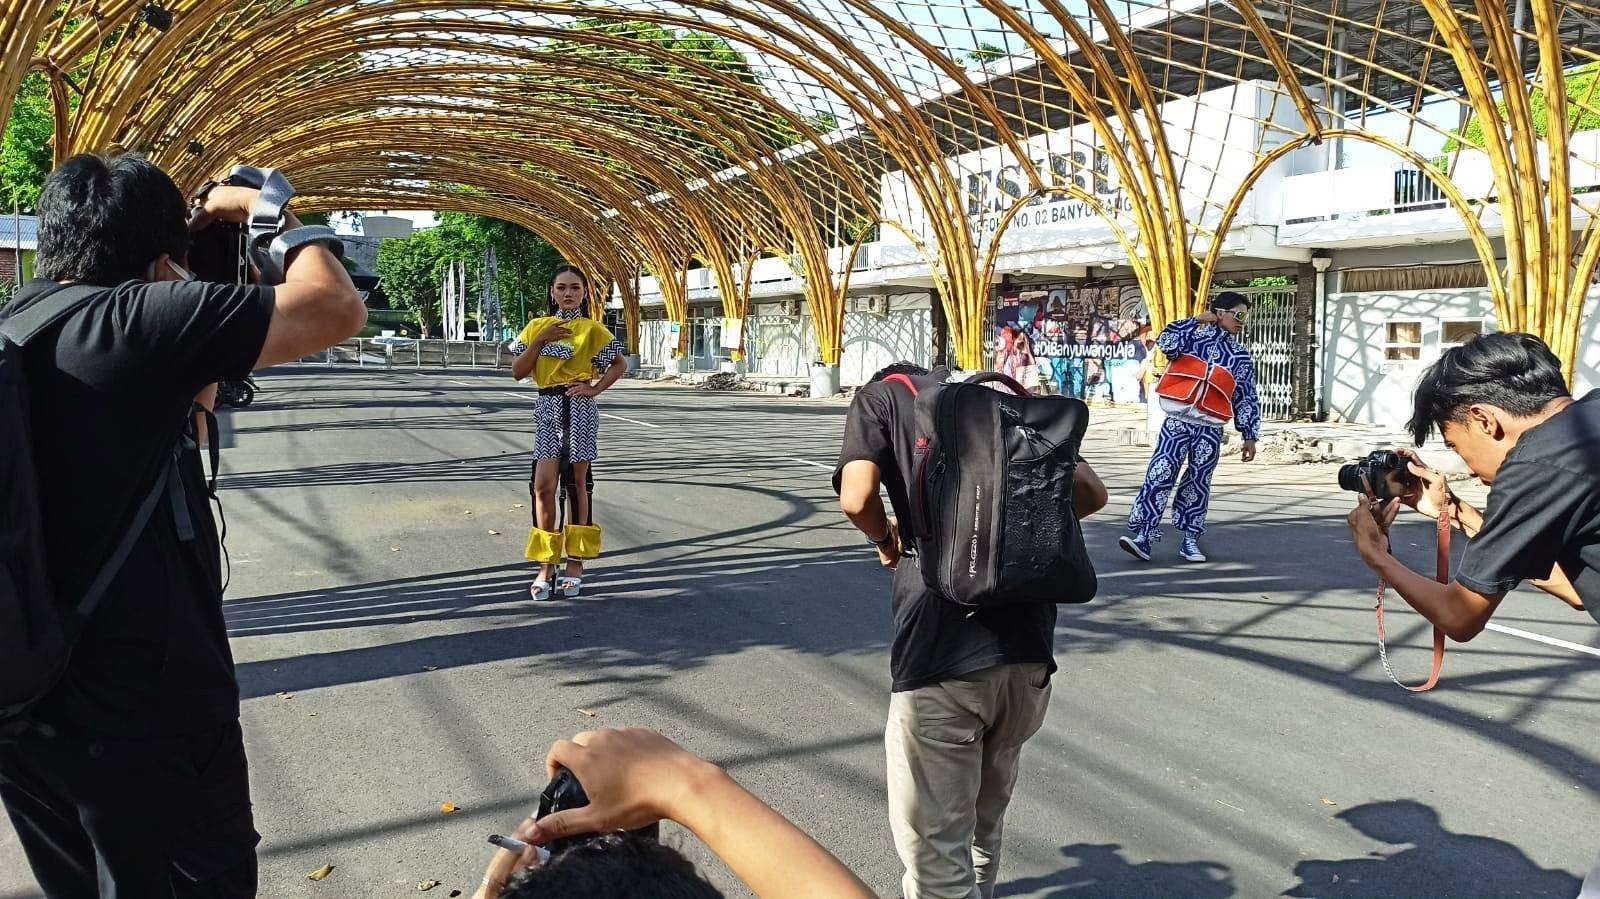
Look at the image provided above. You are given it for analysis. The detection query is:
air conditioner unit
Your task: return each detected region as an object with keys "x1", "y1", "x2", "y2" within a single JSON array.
[{"x1": 865, "y1": 295, "x2": 889, "y2": 316}]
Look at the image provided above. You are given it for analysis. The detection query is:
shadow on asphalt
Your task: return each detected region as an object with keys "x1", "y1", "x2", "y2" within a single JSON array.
[
  {"x1": 996, "y1": 842, "x2": 1234, "y2": 897},
  {"x1": 1282, "y1": 800, "x2": 1582, "y2": 897}
]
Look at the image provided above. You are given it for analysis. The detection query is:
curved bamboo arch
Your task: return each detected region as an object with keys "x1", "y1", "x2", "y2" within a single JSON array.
[
  {"x1": 1199, "y1": 130, "x2": 1509, "y2": 315},
  {"x1": 0, "y1": 0, "x2": 1594, "y2": 379}
]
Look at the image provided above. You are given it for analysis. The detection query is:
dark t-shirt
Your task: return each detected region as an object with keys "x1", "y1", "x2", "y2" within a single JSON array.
[
  {"x1": 13, "y1": 278, "x2": 274, "y2": 736},
  {"x1": 834, "y1": 375, "x2": 1057, "y2": 692},
  {"x1": 1456, "y1": 391, "x2": 1600, "y2": 621}
]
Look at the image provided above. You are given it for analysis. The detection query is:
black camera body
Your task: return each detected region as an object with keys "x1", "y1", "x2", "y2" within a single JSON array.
[
  {"x1": 535, "y1": 767, "x2": 660, "y2": 857},
  {"x1": 1338, "y1": 450, "x2": 1417, "y2": 502},
  {"x1": 186, "y1": 220, "x2": 250, "y2": 286}
]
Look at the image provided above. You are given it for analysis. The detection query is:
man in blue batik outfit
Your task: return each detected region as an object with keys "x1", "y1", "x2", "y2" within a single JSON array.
[{"x1": 1121, "y1": 291, "x2": 1261, "y2": 564}]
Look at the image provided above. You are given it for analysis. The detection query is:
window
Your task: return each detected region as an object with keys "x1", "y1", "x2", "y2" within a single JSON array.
[
  {"x1": 1383, "y1": 319, "x2": 1424, "y2": 361},
  {"x1": 1440, "y1": 319, "x2": 1485, "y2": 350}
]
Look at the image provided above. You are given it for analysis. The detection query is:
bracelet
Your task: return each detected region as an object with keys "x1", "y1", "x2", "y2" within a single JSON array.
[{"x1": 866, "y1": 529, "x2": 893, "y2": 546}]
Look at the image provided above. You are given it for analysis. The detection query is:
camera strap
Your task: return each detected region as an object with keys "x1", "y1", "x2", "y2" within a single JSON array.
[{"x1": 1373, "y1": 508, "x2": 1449, "y2": 692}]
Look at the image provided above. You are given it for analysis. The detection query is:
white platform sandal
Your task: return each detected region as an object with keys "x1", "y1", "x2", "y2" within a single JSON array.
[
  {"x1": 555, "y1": 575, "x2": 583, "y2": 599},
  {"x1": 530, "y1": 576, "x2": 556, "y2": 601}
]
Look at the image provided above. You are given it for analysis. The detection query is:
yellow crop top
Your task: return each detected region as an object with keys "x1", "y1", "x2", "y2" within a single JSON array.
[{"x1": 513, "y1": 316, "x2": 619, "y2": 388}]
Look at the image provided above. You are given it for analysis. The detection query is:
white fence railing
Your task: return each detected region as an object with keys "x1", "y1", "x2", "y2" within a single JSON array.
[{"x1": 300, "y1": 338, "x2": 515, "y2": 369}]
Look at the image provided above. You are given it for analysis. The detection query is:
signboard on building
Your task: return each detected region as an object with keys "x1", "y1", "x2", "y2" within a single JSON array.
[{"x1": 878, "y1": 82, "x2": 1277, "y2": 257}]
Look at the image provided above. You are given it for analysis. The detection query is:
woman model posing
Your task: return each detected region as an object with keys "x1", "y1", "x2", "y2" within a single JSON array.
[{"x1": 509, "y1": 265, "x2": 627, "y2": 600}]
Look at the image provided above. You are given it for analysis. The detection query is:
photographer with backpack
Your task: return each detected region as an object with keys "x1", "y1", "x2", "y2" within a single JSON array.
[
  {"x1": 834, "y1": 362, "x2": 1107, "y2": 899},
  {"x1": 0, "y1": 153, "x2": 364, "y2": 896}
]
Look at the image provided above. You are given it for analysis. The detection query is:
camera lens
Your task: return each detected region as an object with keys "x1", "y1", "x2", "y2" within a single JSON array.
[{"x1": 1337, "y1": 463, "x2": 1368, "y2": 493}]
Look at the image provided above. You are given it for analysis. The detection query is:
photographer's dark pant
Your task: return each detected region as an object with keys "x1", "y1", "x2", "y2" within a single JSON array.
[{"x1": 0, "y1": 721, "x2": 258, "y2": 898}]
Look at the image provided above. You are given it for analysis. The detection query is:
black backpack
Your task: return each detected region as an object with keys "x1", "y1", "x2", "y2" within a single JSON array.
[
  {"x1": 0, "y1": 284, "x2": 173, "y2": 736},
  {"x1": 888, "y1": 370, "x2": 1097, "y2": 608}
]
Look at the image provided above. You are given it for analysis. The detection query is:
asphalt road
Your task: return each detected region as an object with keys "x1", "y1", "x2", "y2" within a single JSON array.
[{"x1": 3, "y1": 368, "x2": 1598, "y2": 898}]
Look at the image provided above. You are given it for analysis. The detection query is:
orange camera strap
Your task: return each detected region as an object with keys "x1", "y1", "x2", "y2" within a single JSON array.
[{"x1": 1373, "y1": 510, "x2": 1450, "y2": 692}]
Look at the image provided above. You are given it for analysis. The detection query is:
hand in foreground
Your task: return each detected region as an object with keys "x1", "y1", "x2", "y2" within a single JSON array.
[
  {"x1": 1393, "y1": 448, "x2": 1454, "y2": 519},
  {"x1": 533, "y1": 321, "x2": 573, "y2": 346},
  {"x1": 527, "y1": 728, "x2": 712, "y2": 845},
  {"x1": 565, "y1": 382, "x2": 602, "y2": 399},
  {"x1": 188, "y1": 185, "x2": 262, "y2": 230},
  {"x1": 474, "y1": 817, "x2": 543, "y2": 899},
  {"x1": 1347, "y1": 495, "x2": 1401, "y2": 565},
  {"x1": 876, "y1": 517, "x2": 902, "y2": 570},
  {"x1": 1241, "y1": 440, "x2": 1257, "y2": 463}
]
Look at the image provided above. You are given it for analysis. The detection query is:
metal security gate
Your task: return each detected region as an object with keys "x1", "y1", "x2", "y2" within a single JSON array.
[{"x1": 1230, "y1": 283, "x2": 1300, "y2": 421}]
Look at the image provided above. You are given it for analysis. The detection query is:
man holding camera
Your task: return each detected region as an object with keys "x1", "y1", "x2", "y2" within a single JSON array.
[
  {"x1": 0, "y1": 153, "x2": 364, "y2": 896},
  {"x1": 1346, "y1": 331, "x2": 1594, "y2": 637},
  {"x1": 835, "y1": 362, "x2": 1108, "y2": 899}
]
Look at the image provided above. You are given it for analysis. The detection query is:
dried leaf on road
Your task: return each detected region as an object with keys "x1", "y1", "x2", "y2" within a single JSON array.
[
  {"x1": 464, "y1": 510, "x2": 473, "y2": 515},
  {"x1": 1320, "y1": 797, "x2": 1337, "y2": 806},
  {"x1": 391, "y1": 546, "x2": 401, "y2": 552},
  {"x1": 418, "y1": 880, "x2": 442, "y2": 891},
  {"x1": 422, "y1": 665, "x2": 439, "y2": 672},
  {"x1": 440, "y1": 802, "x2": 459, "y2": 814},
  {"x1": 513, "y1": 503, "x2": 524, "y2": 509},
  {"x1": 488, "y1": 530, "x2": 500, "y2": 536},
  {"x1": 276, "y1": 692, "x2": 294, "y2": 700},
  {"x1": 307, "y1": 864, "x2": 334, "y2": 881},
  {"x1": 577, "y1": 708, "x2": 597, "y2": 718}
]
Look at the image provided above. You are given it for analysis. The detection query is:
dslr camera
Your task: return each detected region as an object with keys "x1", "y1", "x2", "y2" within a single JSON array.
[
  {"x1": 186, "y1": 165, "x2": 343, "y2": 286},
  {"x1": 1337, "y1": 450, "x2": 1418, "y2": 503},
  {"x1": 535, "y1": 767, "x2": 660, "y2": 857}
]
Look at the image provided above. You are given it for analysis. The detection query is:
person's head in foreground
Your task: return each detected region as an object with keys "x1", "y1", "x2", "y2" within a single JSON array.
[
  {"x1": 36, "y1": 152, "x2": 192, "y2": 285},
  {"x1": 869, "y1": 362, "x2": 930, "y2": 383},
  {"x1": 502, "y1": 834, "x2": 722, "y2": 898},
  {"x1": 1407, "y1": 331, "x2": 1571, "y2": 483}
]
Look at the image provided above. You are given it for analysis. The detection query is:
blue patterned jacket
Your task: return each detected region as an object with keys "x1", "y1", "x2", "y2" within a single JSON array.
[{"x1": 1157, "y1": 318, "x2": 1262, "y2": 441}]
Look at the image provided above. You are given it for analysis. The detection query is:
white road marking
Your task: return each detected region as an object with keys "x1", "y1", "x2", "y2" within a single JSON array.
[
  {"x1": 1484, "y1": 622, "x2": 1600, "y2": 659},
  {"x1": 600, "y1": 412, "x2": 661, "y2": 429},
  {"x1": 791, "y1": 457, "x2": 834, "y2": 470}
]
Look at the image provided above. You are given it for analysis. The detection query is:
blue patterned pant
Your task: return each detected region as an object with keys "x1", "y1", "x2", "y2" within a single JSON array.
[{"x1": 1128, "y1": 418, "x2": 1223, "y2": 540}]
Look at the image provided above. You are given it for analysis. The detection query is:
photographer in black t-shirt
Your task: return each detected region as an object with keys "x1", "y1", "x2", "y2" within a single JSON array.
[
  {"x1": 0, "y1": 153, "x2": 365, "y2": 896},
  {"x1": 834, "y1": 362, "x2": 1107, "y2": 899},
  {"x1": 1346, "y1": 332, "x2": 1596, "y2": 639}
]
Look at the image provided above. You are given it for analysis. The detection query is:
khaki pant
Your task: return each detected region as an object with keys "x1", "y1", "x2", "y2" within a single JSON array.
[{"x1": 886, "y1": 663, "x2": 1053, "y2": 899}]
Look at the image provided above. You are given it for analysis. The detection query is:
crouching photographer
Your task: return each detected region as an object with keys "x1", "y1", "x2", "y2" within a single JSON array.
[
  {"x1": 0, "y1": 153, "x2": 364, "y2": 896},
  {"x1": 1345, "y1": 331, "x2": 1595, "y2": 639},
  {"x1": 473, "y1": 728, "x2": 873, "y2": 898}
]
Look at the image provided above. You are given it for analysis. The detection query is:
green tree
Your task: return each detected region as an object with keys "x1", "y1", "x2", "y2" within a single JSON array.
[
  {"x1": 535, "y1": 19, "x2": 799, "y2": 167},
  {"x1": 1444, "y1": 62, "x2": 1600, "y2": 153},
  {"x1": 966, "y1": 43, "x2": 1008, "y2": 65},
  {"x1": 434, "y1": 211, "x2": 565, "y2": 330},
  {"x1": 376, "y1": 229, "x2": 445, "y2": 337},
  {"x1": 2, "y1": 72, "x2": 54, "y2": 212}
]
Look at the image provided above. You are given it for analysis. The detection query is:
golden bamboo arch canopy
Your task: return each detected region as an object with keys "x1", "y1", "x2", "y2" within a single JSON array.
[{"x1": 2, "y1": 0, "x2": 1597, "y2": 374}]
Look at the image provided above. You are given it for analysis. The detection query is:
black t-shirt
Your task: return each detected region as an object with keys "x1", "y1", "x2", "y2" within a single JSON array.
[
  {"x1": 1456, "y1": 391, "x2": 1600, "y2": 621},
  {"x1": 14, "y1": 278, "x2": 274, "y2": 736},
  {"x1": 834, "y1": 375, "x2": 1057, "y2": 692}
]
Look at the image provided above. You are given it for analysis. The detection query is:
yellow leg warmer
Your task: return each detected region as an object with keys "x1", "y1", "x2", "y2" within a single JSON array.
[
  {"x1": 564, "y1": 524, "x2": 603, "y2": 560},
  {"x1": 524, "y1": 527, "x2": 566, "y2": 564}
]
